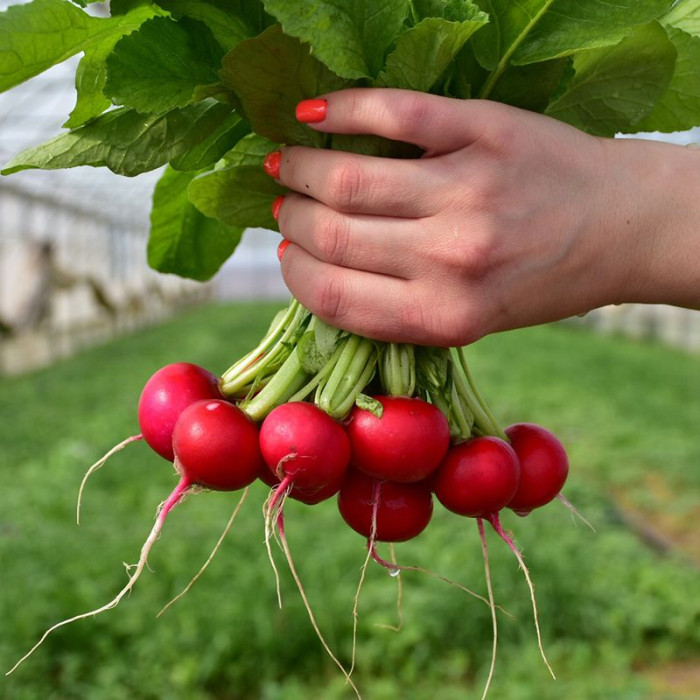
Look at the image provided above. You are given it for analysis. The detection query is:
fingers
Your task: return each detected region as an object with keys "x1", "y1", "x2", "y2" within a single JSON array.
[
  {"x1": 276, "y1": 194, "x2": 421, "y2": 278},
  {"x1": 279, "y1": 243, "x2": 428, "y2": 344},
  {"x1": 275, "y1": 146, "x2": 441, "y2": 218},
  {"x1": 300, "y1": 88, "x2": 499, "y2": 155}
]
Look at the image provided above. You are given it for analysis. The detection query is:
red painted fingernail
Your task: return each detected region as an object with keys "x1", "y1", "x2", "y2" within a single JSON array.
[
  {"x1": 277, "y1": 239, "x2": 290, "y2": 261},
  {"x1": 263, "y1": 151, "x2": 281, "y2": 178},
  {"x1": 296, "y1": 98, "x2": 327, "y2": 124},
  {"x1": 271, "y1": 195, "x2": 285, "y2": 221}
]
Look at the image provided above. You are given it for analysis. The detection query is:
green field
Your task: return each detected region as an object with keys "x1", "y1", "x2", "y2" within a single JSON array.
[{"x1": 1, "y1": 301, "x2": 698, "y2": 700}]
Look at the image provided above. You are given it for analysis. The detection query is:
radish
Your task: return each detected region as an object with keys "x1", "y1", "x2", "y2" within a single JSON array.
[
  {"x1": 77, "y1": 362, "x2": 223, "y2": 523},
  {"x1": 138, "y1": 362, "x2": 223, "y2": 461},
  {"x1": 338, "y1": 469, "x2": 433, "y2": 542},
  {"x1": 434, "y1": 437, "x2": 520, "y2": 518},
  {"x1": 504, "y1": 423, "x2": 569, "y2": 515},
  {"x1": 172, "y1": 399, "x2": 262, "y2": 491},
  {"x1": 9, "y1": 398, "x2": 261, "y2": 675},
  {"x1": 263, "y1": 467, "x2": 346, "y2": 505},
  {"x1": 346, "y1": 396, "x2": 450, "y2": 483},
  {"x1": 259, "y1": 401, "x2": 351, "y2": 509}
]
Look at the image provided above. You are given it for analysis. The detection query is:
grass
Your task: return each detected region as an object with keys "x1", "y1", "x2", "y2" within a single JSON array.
[{"x1": 0, "y1": 300, "x2": 698, "y2": 700}]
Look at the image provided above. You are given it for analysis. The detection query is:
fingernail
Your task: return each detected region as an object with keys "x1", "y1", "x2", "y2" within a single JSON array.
[
  {"x1": 263, "y1": 151, "x2": 281, "y2": 178},
  {"x1": 296, "y1": 98, "x2": 327, "y2": 124},
  {"x1": 277, "y1": 239, "x2": 290, "y2": 261},
  {"x1": 271, "y1": 195, "x2": 285, "y2": 221}
]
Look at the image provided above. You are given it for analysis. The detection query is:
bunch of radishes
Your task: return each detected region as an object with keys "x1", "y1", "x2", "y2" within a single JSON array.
[
  {"x1": 9, "y1": 350, "x2": 572, "y2": 694},
  {"x1": 130, "y1": 361, "x2": 569, "y2": 549}
]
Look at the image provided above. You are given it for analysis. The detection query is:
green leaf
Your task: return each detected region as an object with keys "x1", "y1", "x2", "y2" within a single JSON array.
[
  {"x1": 65, "y1": 4, "x2": 166, "y2": 128},
  {"x1": 188, "y1": 165, "x2": 286, "y2": 229},
  {"x1": 0, "y1": 0, "x2": 160, "y2": 93},
  {"x1": 473, "y1": 0, "x2": 674, "y2": 97},
  {"x1": 2, "y1": 99, "x2": 237, "y2": 177},
  {"x1": 487, "y1": 58, "x2": 570, "y2": 112},
  {"x1": 262, "y1": 0, "x2": 411, "y2": 79},
  {"x1": 412, "y1": 0, "x2": 484, "y2": 21},
  {"x1": 545, "y1": 22, "x2": 677, "y2": 136},
  {"x1": 662, "y1": 0, "x2": 700, "y2": 36},
  {"x1": 377, "y1": 16, "x2": 487, "y2": 91},
  {"x1": 636, "y1": 27, "x2": 700, "y2": 133},
  {"x1": 220, "y1": 133, "x2": 279, "y2": 168},
  {"x1": 314, "y1": 318, "x2": 344, "y2": 357},
  {"x1": 148, "y1": 166, "x2": 243, "y2": 281},
  {"x1": 170, "y1": 112, "x2": 250, "y2": 171},
  {"x1": 156, "y1": 0, "x2": 267, "y2": 50},
  {"x1": 441, "y1": 42, "x2": 488, "y2": 98},
  {"x1": 104, "y1": 16, "x2": 222, "y2": 113},
  {"x1": 220, "y1": 24, "x2": 351, "y2": 147}
]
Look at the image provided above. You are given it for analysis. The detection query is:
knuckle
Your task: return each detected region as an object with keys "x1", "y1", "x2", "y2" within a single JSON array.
[
  {"x1": 327, "y1": 161, "x2": 364, "y2": 211},
  {"x1": 314, "y1": 213, "x2": 351, "y2": 266},
  {"x1": 398, "y1": 93, "x2": 433, "y2": 130},
  {"x1": 312, "y1": 272, "x2": 349, "y2": 324}
]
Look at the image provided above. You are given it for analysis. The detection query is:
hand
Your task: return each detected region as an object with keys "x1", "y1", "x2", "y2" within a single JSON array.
[{"x1": 269, "y1": 88, "x2": 700, "y2": 346}]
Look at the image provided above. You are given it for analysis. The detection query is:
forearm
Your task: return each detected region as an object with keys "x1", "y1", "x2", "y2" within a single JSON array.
[{"x1": 602, "y1": 137, "x2": 700, "y2": 311}]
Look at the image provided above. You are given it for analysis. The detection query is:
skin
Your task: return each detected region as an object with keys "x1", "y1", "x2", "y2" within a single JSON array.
[{"x1": 272, "y1": 88, "x2": 700, "y2": 347}]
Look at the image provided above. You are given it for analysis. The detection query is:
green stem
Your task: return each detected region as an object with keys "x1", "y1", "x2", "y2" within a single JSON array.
[
  {"x1": 241, "y1": 347, "x2": 310, "y2": 422},
  {"x1": 316, "y1": 335, "x2": 361, "y2": 410},
  {"x1": 380, "y1": 343, "x2": 416, "y2": 397},
  {"x1": 317, "y1": 336, "x2": 376, "y2": 418},
  {"x1": 287, "y1": 343, "x2": 346, "y2": 403},
  {"x1": 453, "y1": 347, "x2": 507, "y2": 440},
  {"x1": 221, "y1": 300, "x2": 308, "y2": 396},
  {"x1": 332, "y1": 355, "x2": 378, "y2": 418}
]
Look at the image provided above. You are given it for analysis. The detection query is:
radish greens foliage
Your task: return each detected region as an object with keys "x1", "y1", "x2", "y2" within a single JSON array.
[{"x1": 2, "y1": 0, "x2": 700, "y2": 280}]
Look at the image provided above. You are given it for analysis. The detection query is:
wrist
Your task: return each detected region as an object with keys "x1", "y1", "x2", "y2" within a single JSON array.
[{"x1": 601, "y1": 136, "x2": 700, "y2": 310}]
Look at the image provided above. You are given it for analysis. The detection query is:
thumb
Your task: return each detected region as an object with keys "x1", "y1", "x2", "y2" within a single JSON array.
[{"x1": 297, "y1": 87, "x2": 500, "y2": 154}]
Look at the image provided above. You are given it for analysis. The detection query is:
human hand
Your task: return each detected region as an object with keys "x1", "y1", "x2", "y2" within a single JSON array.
[{"x1": 267, "y1": 88, "x2": 699, "y2": 346}]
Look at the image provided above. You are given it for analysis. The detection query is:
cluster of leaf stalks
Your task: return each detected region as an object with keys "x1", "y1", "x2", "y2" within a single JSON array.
[{"x1": 220, "y1": 297, "x2": 503, "y2": 441}]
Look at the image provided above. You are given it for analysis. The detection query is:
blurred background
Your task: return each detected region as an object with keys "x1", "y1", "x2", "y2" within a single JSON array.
[{"x1": 1, "y1": 2, "x2": 699, "y2": 699}]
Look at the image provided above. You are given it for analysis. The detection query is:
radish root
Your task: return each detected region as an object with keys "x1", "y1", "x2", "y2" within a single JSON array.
[
  {"x1": 374, "y1": 543, "x2": 404, "y2": 633},
  {"x1": 368, "y1": 543, "x2": 503, "y2": 612},
  {"x1": 157, "y1": 487, "x2": 250, "y2": 617},
  {"x1": 487, "y1": 512, "x2": 555, "y2": 679},
  {"x1": 76, "y1": 434, "x2": 143, "y2": 525},
  {"x1": 477, "y1": 517, "x2": 498, "y2": 700},
  {"x1": 8, "y1": 475, "x2": 191, "y2": 676},
  {"x1": 557, "y1": 493, "x2": 596, "y2": 532},
  {"x1": 276, "y1": 513, "x2": 361, "y2": 699},
  {"x1": 263, "y1": 477, "x2": 293, "y2": 608}
]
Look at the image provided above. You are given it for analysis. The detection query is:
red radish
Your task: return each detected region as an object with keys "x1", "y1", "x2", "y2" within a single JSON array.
[
  {"x1": 259, "y1": 401, "x2": 350, "y2": 500},
  {"x1": 258, "y1": 466, "x2": 345, "y2": 505},
  {"x1": 10, "y1": 398, "x2": 261, "y2": 675},
  {"x1": 338, "y1": 470, "x2": 433, "y2": 542},
  {"x1": 138, "y1": 362, "x2": 223, "y2": 461},
  {"x1": 173, "y1": 399, "x2": 262, "y2": 491},
  {"x1": 434, "y1": 437, "x2": 520, "y2": 518},
  {"x1": 347, "y1": 396, "x2": 450, "y2": 483},
  {"x1": 290, "y1": 474, "x2": 345, "y2": 505},
  {"x1": 77, "y1": 361, "x2": 223, "y2": 524},
  {"x1": 505, "y1": 423, "x2": 569, "y2": 515}
]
